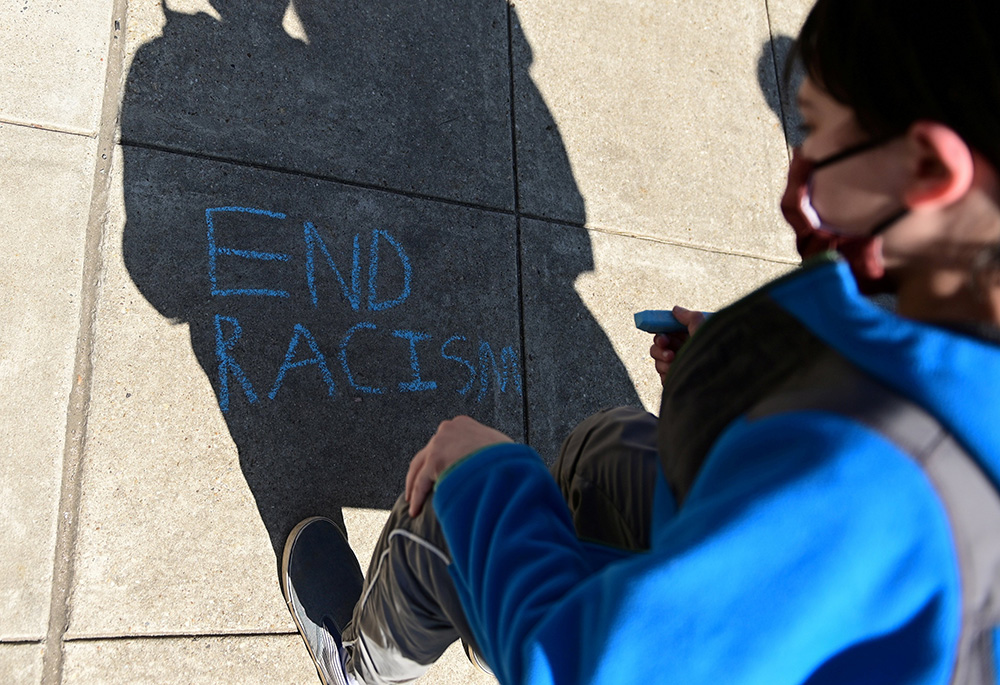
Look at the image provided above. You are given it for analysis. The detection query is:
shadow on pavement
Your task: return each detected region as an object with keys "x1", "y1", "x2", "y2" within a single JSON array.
[
  {"x1": 120, "y1": 0, "x2": 640, "y2": 565},
  {"x1": 758, "y1": 34, "x2": 805, "y2": 148}
]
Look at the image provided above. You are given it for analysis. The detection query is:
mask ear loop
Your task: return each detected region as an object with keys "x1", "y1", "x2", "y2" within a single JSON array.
[
  {"x1": 811, "y1": 134, "x2": 908, "y2": 237},
  {"x1": 869, "y1": 208, "x2": 908, "y2": 237},
  {"x1": 812, "y1": 135, "x2": 897, "y2": 170}
]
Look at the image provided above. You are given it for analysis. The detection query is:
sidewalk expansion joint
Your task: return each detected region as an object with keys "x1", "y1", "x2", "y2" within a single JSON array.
[
  {"x1": 117, "y1": 138, "x2": 519, "y2": 219},
  {"x1": 526, "y1": 217, "x2": 800, "y2": 266},
  {"x1": 0, "y1": 119, "x2": 99, "y2": 139},
  {"x1": 763, "y1": 0, "x2": 796, "y2": 163},
  {"x1": 115, "y1": 144, "x2": 796, "y2": 267},
  {"x1": 62, "y1": 631, "x2": 299, "y2": 644},
  {"x1": 506, "y1": 1, "x2": 531, "y2": 447},
  {"x1": 42, "y1": 2, "x2": 128, "y2": 684}
]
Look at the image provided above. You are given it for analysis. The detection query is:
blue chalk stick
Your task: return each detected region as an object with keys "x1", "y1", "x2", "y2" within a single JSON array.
[{"x1": 634, "y1": 310, "x2": 687, "y2": 334}]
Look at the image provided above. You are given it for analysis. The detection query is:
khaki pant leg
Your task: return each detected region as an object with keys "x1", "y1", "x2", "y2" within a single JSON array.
[
  {"x1": 551, "y1": 406, "x2": 660, "y2": 551},
  {"x1": 344, "y1": 406, "x2": 659, "y2": 683},
  {"x1": 343, "y1": 492, "x2": 481, "y2": 685}
]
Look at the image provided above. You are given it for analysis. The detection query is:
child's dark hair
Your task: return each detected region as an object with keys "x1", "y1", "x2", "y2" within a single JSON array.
[{"x1": 788, "y1": 0, "x2": 1000, "y2": 172}]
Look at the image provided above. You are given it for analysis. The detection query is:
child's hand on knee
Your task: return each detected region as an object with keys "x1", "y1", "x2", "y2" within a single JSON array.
[{"x1": 405, "y1": 416, "x2": 513, "y2": 517}]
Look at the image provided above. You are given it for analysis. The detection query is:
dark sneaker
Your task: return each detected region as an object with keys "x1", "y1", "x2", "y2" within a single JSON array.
[{"x1": 282, "y1": 517, "x2": 365, "y2": 685}]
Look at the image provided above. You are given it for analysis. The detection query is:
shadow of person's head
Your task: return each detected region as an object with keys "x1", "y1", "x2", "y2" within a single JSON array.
[{"x1": 757, "y1": 34, "x2": 805, "y2": 148}]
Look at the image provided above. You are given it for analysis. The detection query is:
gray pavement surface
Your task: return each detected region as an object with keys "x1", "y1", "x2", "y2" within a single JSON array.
[{"x1": 1, "y1": 0, "x2": 810, "y2": 682}]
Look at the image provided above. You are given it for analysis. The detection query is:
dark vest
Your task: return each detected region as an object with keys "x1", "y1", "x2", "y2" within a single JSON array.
[{"x1": 658, "y1": 274, "x2": 1000, "y2": 683}]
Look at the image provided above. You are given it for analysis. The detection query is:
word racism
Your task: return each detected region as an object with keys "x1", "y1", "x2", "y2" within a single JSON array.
[{"x1": 207, "y1": 207, "x2": 522, "y2": 412}]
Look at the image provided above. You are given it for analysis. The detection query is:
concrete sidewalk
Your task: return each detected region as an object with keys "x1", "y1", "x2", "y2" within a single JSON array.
[{"x1": 1, "y1": 0, "x2": 809, "y2": 682}]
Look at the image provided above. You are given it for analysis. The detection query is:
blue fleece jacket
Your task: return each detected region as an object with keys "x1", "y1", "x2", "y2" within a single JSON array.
[{"x1": 434, "y1": 260, "x2": 1000, "y2": 685}]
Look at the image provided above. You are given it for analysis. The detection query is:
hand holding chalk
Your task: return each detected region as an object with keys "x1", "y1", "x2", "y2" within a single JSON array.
[
  {"x1": 643, "y1": 307, "x2": 708, "y2": 386},
  {"x1": 634, "y1": 310, "x2": 687, "y2": 334}
]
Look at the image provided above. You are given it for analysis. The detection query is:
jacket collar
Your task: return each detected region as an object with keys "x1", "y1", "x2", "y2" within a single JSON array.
[{"x1": 771, "y1": 257, "x2": 1000, "y2": 489}]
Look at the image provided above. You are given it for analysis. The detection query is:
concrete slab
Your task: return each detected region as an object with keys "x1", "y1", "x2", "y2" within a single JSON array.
[
  {"x1": 120, "y1": 0, "x2": 514, "y2": 208},
  {"x1": 68, "y1": 144, "x2": 522, "y2": 637},
  {"x1": 0, "y1": 124, "x2": 97, "y2": 640},
  {"x1": 62, "y1": 635, "x2": 317, "y2": 684},
  {"x1": 0, "y1": 0, "x2": 115, "y2": 135},
  {"x1": 513, "y1": 0, "x2": 797, "y2": 262},
  {"x1": 523, "y1": 219, "x2": 792, "y2": 457},
  {"x1": 0, "y1": 642, "x2": 43, "y2": 684},
  {"x1": 62, "y1": 635, "x2": 491, "y2": 684},
  {"x1": 342, "y1": 507, "x2": 388, "y2": 585}
]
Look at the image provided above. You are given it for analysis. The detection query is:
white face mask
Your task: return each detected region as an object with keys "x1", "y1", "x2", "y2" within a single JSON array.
[
  {"x1": 781, "y1": 138, "x2": 907, "y2": 294},
  {"x1": 802, "y1": 136, "x2": 908, "y2": 237}
]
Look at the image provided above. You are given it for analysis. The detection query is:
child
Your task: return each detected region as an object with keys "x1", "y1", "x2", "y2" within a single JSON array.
[{"x1": 283, "y1": 0, "x2": 1000, "y2": 682}]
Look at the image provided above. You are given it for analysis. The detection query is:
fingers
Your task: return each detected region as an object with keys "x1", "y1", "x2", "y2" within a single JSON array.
[
  {"x1": 406, "y1": 445, "x2": 434, "y2": 518},
  {"x1": 652, "y1": 332, "x2": 684, "y2": 350},
  {"x1": 647, "y1": 307, "x2": 708, "y2": 386},
  {"x1": 652, "y1": 332, "x2": 687, "y2": 366},
  {"x1": 649, "y1": 337, "x2": 675, "y2": 386},
  {"x1": 651, "y1": 325, "x2": 691, "y2": 386},
  {"x1": 404, "y1": 416, "x2": 514, "y2": 518},
  {"x1": 649, "y1": 338, "x2": 675, "y2": 363},
  {"x1": 408, "y1": 470, "x2": 434, "y2": 518},
  {"x1": 672, "y1": 305, "x2": 696, "y2": 323},
  {"x1": 673, "y1": 306, "x2": 707, "y2": 335},
  {"x1": 405, "y1": 446, "x2": 427, "y2": 506}
]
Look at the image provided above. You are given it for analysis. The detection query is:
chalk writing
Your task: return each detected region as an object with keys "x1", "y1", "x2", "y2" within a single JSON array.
[
  {"x1": 440, "y1": 335, "x2": 476, "y2": 395},
  {"x1": 269, "y1": 323, "x2": 336, "y2": 400},
  {"x1": 207, "y1": 206, "x2": 521, "y2": 412},
  {"x1": 368, "y1": 231, "x2": 412, "y2": 312},
  {"x1": 340, "y1": 321, "x2": 384, "y2": 395},
  {"x1": 393, "y1": 329, "x2": 437, "y2": 392},
  {"x1": 304, "y1": 222, "x2": 361, "y2": 310},
  {"x1": 207, "y1": 207, "x2": 291, "y2": 298},
  {"x1": 214, "y1": 314, "x2": 259, "y2": 412},
  {"x1": 478, "y1": 341, "x2": 522, "y2": 402}
]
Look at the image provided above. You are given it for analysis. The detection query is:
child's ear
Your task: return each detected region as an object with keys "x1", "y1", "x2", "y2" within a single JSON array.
[{"x1": 902, "y1": 121, "x2": 974, "y2": 210}]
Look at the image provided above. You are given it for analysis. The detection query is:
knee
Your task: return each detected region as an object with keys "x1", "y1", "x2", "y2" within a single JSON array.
[
  {"x1": 570, "y1": 406, "x2": 657, "y2": 443},
  {"x1": 554, "y1": 406, "x2": 658, "y2": 479}
]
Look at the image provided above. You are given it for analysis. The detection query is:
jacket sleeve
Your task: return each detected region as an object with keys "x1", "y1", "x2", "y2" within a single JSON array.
[{"x1": 433, "y1": 411, "x2": 961, "y2": 685}]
